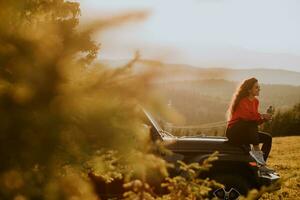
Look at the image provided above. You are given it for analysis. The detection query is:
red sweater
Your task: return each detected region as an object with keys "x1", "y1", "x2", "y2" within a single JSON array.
[{"x1": 227, "y1": 97, "x2": 264, "y2": 128}]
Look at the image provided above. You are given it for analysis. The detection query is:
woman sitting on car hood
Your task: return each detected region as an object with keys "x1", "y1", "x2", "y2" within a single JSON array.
[{"x1": 226, "y1": 77, "x2": 274, "y2": 171}]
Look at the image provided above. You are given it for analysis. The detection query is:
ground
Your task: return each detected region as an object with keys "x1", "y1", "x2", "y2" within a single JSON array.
[{"x1": 260, "y1": 136, "x2": 300, "y2": 200}]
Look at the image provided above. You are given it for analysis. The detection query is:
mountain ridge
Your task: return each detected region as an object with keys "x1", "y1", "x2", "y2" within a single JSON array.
[{"x1": 99, "y1": 59, "x2": 300, "y2": 86}]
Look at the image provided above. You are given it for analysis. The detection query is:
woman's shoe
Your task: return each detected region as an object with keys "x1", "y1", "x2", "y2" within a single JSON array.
[{"x1": 249, "y1": 150, "x2": 266, "y2": 165}]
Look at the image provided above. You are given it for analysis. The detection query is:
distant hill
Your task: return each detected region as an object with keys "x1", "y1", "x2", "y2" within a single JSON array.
[{"x1": 100, "y1": 59, "x2": 300, "y2": 86}]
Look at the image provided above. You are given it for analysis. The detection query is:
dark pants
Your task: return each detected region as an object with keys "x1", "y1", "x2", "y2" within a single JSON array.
[{"x1": 225, "y1": 120, "x2": 272, "y2": 161}]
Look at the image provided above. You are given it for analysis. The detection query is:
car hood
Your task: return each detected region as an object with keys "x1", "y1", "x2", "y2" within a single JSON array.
[{"x1": 162, "y1": 136, "x2": 248, "y2": 154}]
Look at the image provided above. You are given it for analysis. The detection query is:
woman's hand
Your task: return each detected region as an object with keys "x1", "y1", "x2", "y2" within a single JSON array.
[{"x1": 261, "y1": 113, "x2": 272, "y2": 121}]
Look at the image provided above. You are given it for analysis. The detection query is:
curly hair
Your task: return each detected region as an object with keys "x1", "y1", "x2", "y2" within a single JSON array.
[{"x1": 226, "y1": 77, "x2": 258, "y2": 120}]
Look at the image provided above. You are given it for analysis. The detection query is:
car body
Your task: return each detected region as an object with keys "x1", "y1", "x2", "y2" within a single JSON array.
[
  {"x1": 144, "y1": 109, "x2": 281, "y2": 198},
  {"x1": 90, "y1": 108, "x2": 281, "y2": 199}
]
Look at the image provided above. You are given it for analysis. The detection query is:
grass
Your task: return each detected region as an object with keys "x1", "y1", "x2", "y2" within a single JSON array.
[{"x1": 261, "y1": 136, "x2": 300, "y2": 200}]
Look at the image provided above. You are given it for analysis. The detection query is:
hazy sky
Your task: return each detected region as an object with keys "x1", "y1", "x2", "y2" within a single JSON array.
[{"x1": 80, "y1": 0, "x2": 300, "y2": 72}]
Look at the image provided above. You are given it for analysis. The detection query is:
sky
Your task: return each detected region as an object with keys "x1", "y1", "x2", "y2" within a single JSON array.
[{"x1": 79, "y1": 0, "x2": 300, "y2": 72}]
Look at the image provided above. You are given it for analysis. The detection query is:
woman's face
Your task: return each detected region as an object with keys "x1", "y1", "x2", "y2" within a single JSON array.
[{"x1": 249, "y1": 82, "x2": 260, "y2": 96}]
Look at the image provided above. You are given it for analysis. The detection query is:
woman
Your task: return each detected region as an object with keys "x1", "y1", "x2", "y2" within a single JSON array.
[{"x1": 225, "y1": 77, "x2": 273, "y2": 167}]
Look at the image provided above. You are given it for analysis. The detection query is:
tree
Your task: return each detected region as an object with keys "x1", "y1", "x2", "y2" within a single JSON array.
[{"x1": 0, "y1": 1, "x2": 162, "y2": 199}]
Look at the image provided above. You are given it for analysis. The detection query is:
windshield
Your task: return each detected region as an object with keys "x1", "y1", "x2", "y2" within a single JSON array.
[{"x1": 142, "y1": 108, "x2": 175, "y2": 138}]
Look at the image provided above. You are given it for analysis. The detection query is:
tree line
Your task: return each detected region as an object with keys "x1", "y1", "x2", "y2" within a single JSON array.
[{"x1": 261, "y1": 102, "x2": 300, "y2": 136}]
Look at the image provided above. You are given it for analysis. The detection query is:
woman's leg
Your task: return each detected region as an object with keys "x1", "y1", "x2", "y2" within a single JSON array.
[
  {"x1": 247, "y1": 126, "x2": 267, "y2": 165},
  {"x1": 226, "y1": 120, "x2": 258, "y2": 145},
  {"x1": 258, "y1": 132, "x2": 272, "y2": 161},
  {"x1": 247, "y1": 122, "x2": 260, "y2": 144},
  {"x1": 227, "y1": 120, "x2": 267, "y2": 165},
  {"x1": 247, "y1": 122, "x2": 260, "y2": 151},
  {"x1": 225, "y1": 121, "x2": 247, "y2": 145}
]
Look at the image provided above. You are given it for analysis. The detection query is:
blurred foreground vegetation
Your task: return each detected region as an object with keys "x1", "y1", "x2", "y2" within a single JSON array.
[{"x1": 0, "y1": 0, "x2": 167, "y2": 199}]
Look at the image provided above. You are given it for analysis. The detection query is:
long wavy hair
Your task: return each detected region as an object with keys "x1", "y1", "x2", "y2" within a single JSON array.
[{"x1": 226, "y1": 77, "x2": 258, "y2": 120}]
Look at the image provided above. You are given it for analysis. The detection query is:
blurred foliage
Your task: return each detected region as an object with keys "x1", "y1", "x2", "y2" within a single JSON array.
[
  {"x1": 159, "y1": 152, "x2": 222, "y2": 200},
  {"x1": 123, "y1": 180, "x2": 156, "y2": 200},
  {"x1": 0, "y1": 0, "x2": 165, "y2": 199},
  {"x1": 122, "y1": 152, "x2": 222, "y2": 200}
]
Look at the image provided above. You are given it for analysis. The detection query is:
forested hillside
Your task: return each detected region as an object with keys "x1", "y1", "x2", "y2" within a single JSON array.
[{"x1": 151, "y1": 79, "x2": 300, "y2": 125}]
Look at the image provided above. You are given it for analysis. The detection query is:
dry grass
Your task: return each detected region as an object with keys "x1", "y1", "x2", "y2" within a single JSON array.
[{"x1": 261, "y1": 136, "x2": 300, "y2": 200}]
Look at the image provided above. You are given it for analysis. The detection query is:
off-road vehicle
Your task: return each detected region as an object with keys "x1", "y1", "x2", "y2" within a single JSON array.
[{"x1": 90, "y1": 109, "x2": 281, "y2": 199}]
